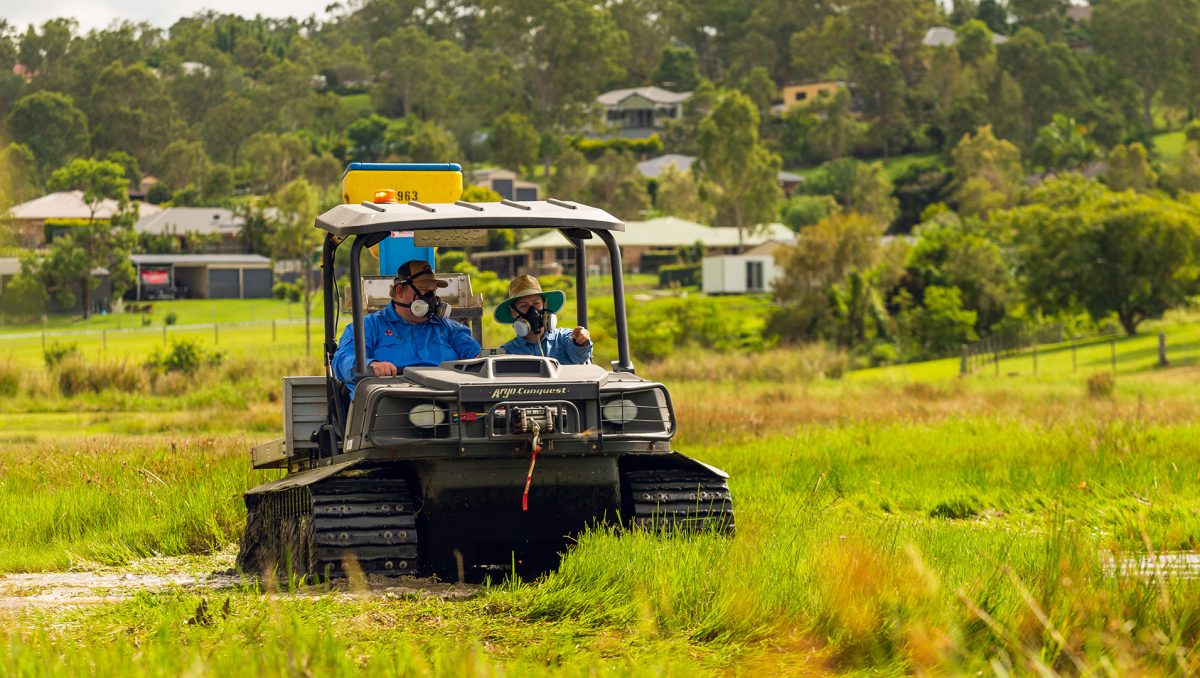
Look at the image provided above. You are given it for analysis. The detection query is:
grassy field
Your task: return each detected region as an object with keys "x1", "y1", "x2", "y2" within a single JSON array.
[
  {"x1": 1153, "y1": 131, "x2": 1187, "y2": 162},
  {"x1": 1, "y1": 334, "x2": 1199, "y2": 673}
]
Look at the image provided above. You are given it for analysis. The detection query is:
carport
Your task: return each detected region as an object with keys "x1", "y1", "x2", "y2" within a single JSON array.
[{"x1": 129, "y1": 254, "x2": 274, "y2": 300}]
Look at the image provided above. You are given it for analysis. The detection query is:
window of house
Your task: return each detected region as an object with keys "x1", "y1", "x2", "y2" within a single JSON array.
[
  {"x1": 746, "y1": 260, "x2": 764, "y2": 291},
  {"x1": 794, "y1": 91, "x2": 807, "y2": 101},
  {"x1": 554, "y1": 247, "x2": 577, "y2": 275}
]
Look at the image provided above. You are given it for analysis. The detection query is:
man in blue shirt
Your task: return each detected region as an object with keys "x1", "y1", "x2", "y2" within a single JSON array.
[
  {"x1": 334, "y1": 260, "x2": 480, "y2": 397},
  {"x1": 495, "y1": 274, "x2": 592, "y2": 364}
]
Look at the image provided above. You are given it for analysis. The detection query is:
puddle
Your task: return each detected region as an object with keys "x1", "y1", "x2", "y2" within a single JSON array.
[
  {"x1": 1104, "y1": 552, "x2": 1200, "y2": 578},
  {"x1": 0, "y1": 555, "x2": 480, "y2": 609},
  {"x1": 0, "y1": 570, "x2": 242, "y2": 608}
]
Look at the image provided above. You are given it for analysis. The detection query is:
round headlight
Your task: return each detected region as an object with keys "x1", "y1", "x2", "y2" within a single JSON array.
[
  {"x1": 602, "y1": 398, "x2": 637, "y2": 424},
  {"x1": 408, "y1": 403, "x2": 447, "y2": 428}
]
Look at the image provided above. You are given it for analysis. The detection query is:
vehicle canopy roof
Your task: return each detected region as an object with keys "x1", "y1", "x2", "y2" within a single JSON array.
[{"x1": 315, "y1": 199, "x2": 624, "y2": 237}]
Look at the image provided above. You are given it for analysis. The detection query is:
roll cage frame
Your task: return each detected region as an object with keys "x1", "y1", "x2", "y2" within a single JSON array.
[{"x1": 316, "y1": 199, "x2": 635, "y2": 443}]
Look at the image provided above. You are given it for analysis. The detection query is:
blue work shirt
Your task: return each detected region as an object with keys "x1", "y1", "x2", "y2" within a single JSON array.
[
  {"x1": 333, "y1": 303, "x2": 480, "y2": 398},
  {"x1": 501, "y1": 327, "x2": 592, "y2": 365}
]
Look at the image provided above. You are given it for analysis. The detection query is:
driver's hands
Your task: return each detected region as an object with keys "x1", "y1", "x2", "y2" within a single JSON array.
[
  {"x1": 572, "y1": 326, "x2": 590, "y2": 346},
  {"x1": 369, "y1": 360, "x2": 398, "y2": 377}
]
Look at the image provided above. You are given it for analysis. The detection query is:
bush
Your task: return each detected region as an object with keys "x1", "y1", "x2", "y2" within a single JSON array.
[
  {"x1": 146, "y1": 338, "x2": 224, "y2": 375},
  {"x1": 273, "y1": 282, "x2": 302, "y2": 302},
  {"x1": 781, "y1": 194, "x2": 838, "y2": 231},
  {"x1": 43, "y1": 341, "x2": 81, "y2": 369},
  {"x1": 0, "y1": 361, "x2": 20, "y2": 397},
  {"x1": 571, "y1": 135, "x2": 663, "y2": 159},
  {"x1": 644, "y1": 345, "x2": 846, "y2": 381},
  {"x1": 164, "y1": 311, "x2": 178, "y2": 326},
  {"x1": 640, "y1": 250, "x2": 681, "y2": 274},
  {"x1": 658, "y1": 263, "x2": 700, "y2": 288},
  {"x1": 1086, "y1": 372, "x2": 1115, "y2": 398},
  {"x1": 55, "y1": 356, "x2": 146, "y2": 396},
  {"x1": 1185, "y1": 120, "x2": 1200, "y2": 144}
]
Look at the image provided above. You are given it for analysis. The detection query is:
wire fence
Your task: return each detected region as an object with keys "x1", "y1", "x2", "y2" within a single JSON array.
[
  {"x1": 0, "y1": 318, "x2": 321, "y2": 365},
  {"x1": 960, "y1": 324, "x2": 1176, "y2": 377}
]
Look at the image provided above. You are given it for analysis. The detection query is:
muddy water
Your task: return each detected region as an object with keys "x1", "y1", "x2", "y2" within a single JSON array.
[
  {"x1": 0, "y1": 556, "x2": 480, "y2": 609},
  {"x1": 1104, "y1": 552, "x2": 1200, "y2": 578}
]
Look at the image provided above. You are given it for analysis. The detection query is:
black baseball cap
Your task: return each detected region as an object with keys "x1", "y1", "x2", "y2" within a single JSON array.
[{"x1": 395, "y1": 259, "x2": 448, "y2": 287}]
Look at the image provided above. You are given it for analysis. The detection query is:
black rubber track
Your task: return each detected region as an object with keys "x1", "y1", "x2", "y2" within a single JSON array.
[
  {"x1": 237, "y1": 476, "x2": 419, "y2": 579},
  {"x1": 311, "y1": 477, "x2": 419, "y2": 577},
  {"x1": 625, "y1": 469, "x2": 734, "y2": 533}
]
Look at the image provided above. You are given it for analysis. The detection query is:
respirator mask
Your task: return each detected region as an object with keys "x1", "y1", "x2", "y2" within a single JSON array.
[
  {"x1": 395, "y1": 272, "x2": 452, "y2": 320},
  {"x1": 513, "y1": 305, "x2": 557, "y2": 338}
]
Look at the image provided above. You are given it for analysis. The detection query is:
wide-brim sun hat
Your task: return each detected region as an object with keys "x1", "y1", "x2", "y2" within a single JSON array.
[{"x1": 494, "y1": 274, "x2": 565, "y2": 323}]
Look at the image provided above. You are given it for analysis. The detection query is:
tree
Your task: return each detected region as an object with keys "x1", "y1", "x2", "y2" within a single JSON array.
[
  {"x1": 268, "y1": 178, "x2": 322, "y2": 353},
  {"x1": 44, "y1": 158, "x2": 138, "y2": 318},
  {"x1": 6, "y1": 91, "x2": 89, "y2": 179},
  {"x1": 88, "y1": 61, "x2": 185, "y2": 169},
  {"x1": 769, "y1": 212, "x2": 888, "y2": 343},
  {"x1": 896, "y1": 285, "x2": 978, "y2": 357},
  {"x1": 548, "y1": 147, "x2": 590, "y2": 200},
  {"x1": 801, "y1": 159, "x2": 899, "y2": 226},
  {"x1": 1031, "y1": 114, "x2": 1099, "y2": 172},
  {"x1": 905, "y1": 211, "x2": 1017, "y2": 332},
  {"x1": 158, "y1": 140, "x2": 210, "y2": 193},
  {"x1": 652, "y1": 45, "x2": 701, "y2": 90},
  {"x1": 950, "y1": 125, "x2": 1024, "y2": 217},
  {"x1": 695, "y1": 90, "x2": 782, "y2": 247},
  {"x1": 997, "y1": 30, "x2": 1087, "y2": 146},
  {"x1": 240, "y1": 132, "x2": 310, "y2": 193},
  {"x1": 1105, "y1": 142, "x2": 1157, "y2": 192},
  {"x1": 482, "y1": 0, "x2": 627, "y2": 161},
  {"x1": 780, "y1": 194, "x2": 838, "y2": 231},
  {"x1": 655, "y1": 164, "x2": 715, "y2": 225},
  {"x1": 807, "y1": 90, "x2": 861, "y2": 162},
  {"x1": 201, "y1": 92, "x2": 263, "y2": 166},
  {"x1": 587, "y1": 150, "x2": 651, "y2": 220},
  {"x1": 489, "y1": 112, "x2": 539, "y2": 175},
  {"x1": 1093, "y1": 0, "x2": 1199, "y2": 132},
  {"x1": 0, "y1": 143, "x2": 38, "y2": 210},
  {"x1": 398, "y1": 119, "x2": 461, "y2": 162},
  {"x1": 1010, "y1": 177, "x2": 1200, "y2": 335},
  {"x1": 346, "y1": 114, "x2": 392, "y2": 162}
]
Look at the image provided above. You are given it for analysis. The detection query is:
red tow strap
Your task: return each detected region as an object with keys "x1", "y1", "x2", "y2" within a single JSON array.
[{"x1": 521, "y1": 439, "x2": 541, "y2": 511}]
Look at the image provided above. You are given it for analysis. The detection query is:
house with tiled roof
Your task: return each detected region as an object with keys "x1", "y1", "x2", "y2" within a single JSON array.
[{"x1": 597, "y1": 86, "x2": 692, "y2": 139}]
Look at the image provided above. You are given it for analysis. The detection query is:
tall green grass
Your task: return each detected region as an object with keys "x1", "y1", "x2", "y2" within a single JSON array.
[{"x1": 2, "y1": 352, "x2": 1200, "y2": 672}]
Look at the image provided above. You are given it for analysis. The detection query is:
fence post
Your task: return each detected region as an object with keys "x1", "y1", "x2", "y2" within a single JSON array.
[
  {"x1": 1158, "y1": 332, "x2": 1168, "y2": 367},
  {"x1": 993, "y1": 339, "x2": 1000, "y2": 376},
  {"x1": 214, "y1": 323, "x2": 219, "y2": 345},
  {"x1": 960, "y1": 344, "x2": 968, "y2": 376},
  {"x1": 272, "y1": 320, "x2": 277, "y2": 342},
  {"x1": 102, "y1": 329, "x2": 107, "y2": 352},
  {"x1": 1072, "y1": 343, "x2": 1077, "y2": 372},
  {"x1": 1032, "y1": 343, "x2": 1038, "y2": 376},
  {"x1": 163, "y1": 325, "x2": 167, "y2": 346},
  {"x1": 1110, "y1": 338, "x2": 1116, "y2": 372}
]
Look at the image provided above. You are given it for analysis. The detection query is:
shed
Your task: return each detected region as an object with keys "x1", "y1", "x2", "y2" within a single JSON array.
[
  {"x1": 128, "y1": 254, "x2": 273, "y2": 300},
  {"x1": 702, "y1": 255, "x2": 781, "y2": 295}
]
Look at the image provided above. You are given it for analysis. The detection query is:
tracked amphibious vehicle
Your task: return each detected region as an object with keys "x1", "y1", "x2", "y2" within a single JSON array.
[{"x1": 237, "y1": 166, "x2": 733, "y2": 580}]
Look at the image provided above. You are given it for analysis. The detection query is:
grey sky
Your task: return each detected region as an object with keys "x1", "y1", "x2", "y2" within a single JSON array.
[{"x1": 2, "y1": 0, "x2": 339, "y2": 33}]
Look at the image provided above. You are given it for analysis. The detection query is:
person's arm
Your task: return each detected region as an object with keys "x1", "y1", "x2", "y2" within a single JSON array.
[
  {"x1": 563, "y1": 327, "x2": 592, "y2": 364},
  {"x1": 448, "y1": 320, "x2": 482, "y2": 359},
  {"x1": 332, "y1": 322, "x2": 356, "y2": 382},
  {"x1": 333, "y1": 316, "x2": 377, "y2": 381}
]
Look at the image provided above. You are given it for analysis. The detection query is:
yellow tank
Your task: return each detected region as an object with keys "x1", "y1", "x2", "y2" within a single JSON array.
[{"x1": 340, "y1": 162, "x2": 463, "y2": 205}]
